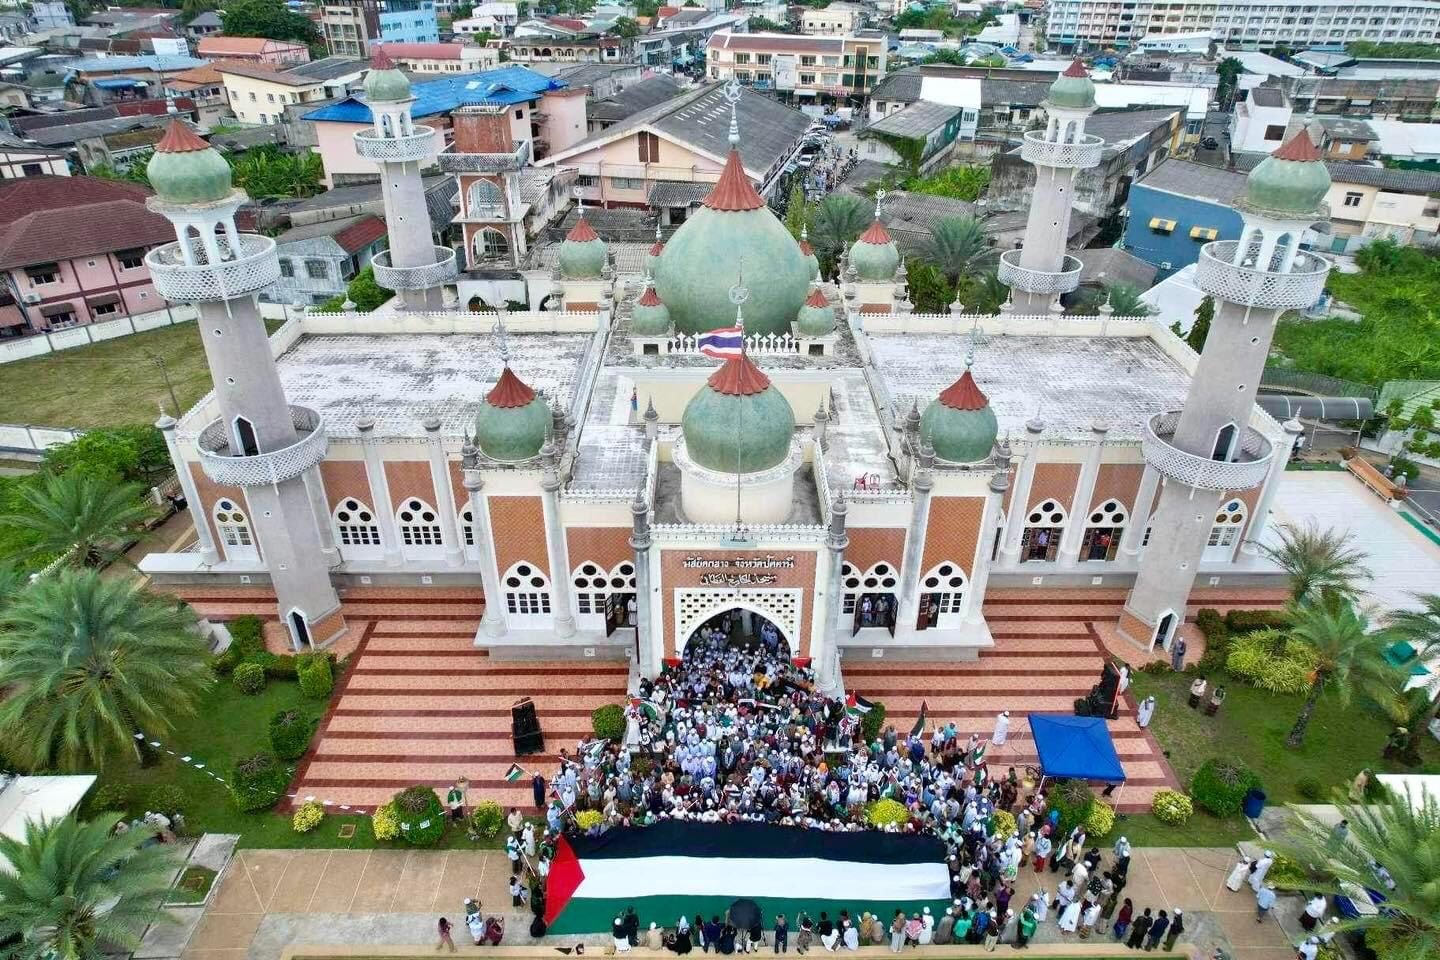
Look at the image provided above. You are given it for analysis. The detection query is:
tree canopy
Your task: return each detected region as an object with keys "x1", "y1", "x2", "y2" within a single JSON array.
[{"x1": 221, "y1": 0, "x2": 321, "y2": 45}]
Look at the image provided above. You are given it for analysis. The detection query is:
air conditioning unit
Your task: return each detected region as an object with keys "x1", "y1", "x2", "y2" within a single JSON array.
[
  {"x1": 22, "y1": 293, "x2": 39, "y2": 304},
  {"x1": 1160, "y1": 261, "x2": 1173, "y2": 270}
]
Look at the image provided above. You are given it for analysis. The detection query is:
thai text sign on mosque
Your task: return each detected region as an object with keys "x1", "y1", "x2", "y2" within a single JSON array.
[{"x1": 684, "y1": 554, "x2": 797, "y2": 587}]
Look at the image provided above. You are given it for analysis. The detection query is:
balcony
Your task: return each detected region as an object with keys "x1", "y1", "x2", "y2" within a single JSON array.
[
  {"x1": 195, "y1": 405, "x2": 327, "y2": 487},
  {"x1": 353, "y1": 125, "x2": 437, "y2": 163},
  {"x1": 1020, "y1": 130, "x2": 1105, "y2": 169},
  {"x1": 1194, "y1": 241, "x2": 1330, "y2": 310},
  {"x1": 371, "y1": 246, "x2": 459, "y2": 292},
  {"x1": 436, "y1": 140, "x2": 530, "y2": 173},
  {"x1": 145, "y1": 235, "x2": 280, "y2": 303},
  {"x1": 1142, "y1": 411, "x2": 1273, "y2": 492},
  {"x1": 997, "y1": 249, "x2": 1084, "y2": 295}
]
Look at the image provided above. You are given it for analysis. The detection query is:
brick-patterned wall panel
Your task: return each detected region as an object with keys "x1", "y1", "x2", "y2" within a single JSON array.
[
  {"x1": 449, "y1": 462, "x2": 467, "y2": 511},
  {"x1": 567, "y1": 527, "x2": 634, "y2": 572},
  {"x1": 922, "y1": 496, "x2": 986, "y2": 575},
  {"x1": 1027, "y1": 462, "x2": 1081, "y2": 513},
  {"x1": 489, "y1": 495, "x2": 548, "y2": 577},
  {"x1": 845, "y1": 527, "x2": 905, "y2": 573},
  {"x1": 383, "y1": 461, "x2": 436, "y2": 512},
  {"x1": 1090, "y1": 463, "x2": 1144, "y2": 513},
  {"x1": 189, "y1": 464, "x2": 259, "y2": 562},
  {"x1": 999, "y1": 465, "x2": 1017, "y2": 515},
  {"x1": 318, "y1": 460, "x2": 372, "y2": 512},
  {"x1": 659, "y1": 549, "x2": 817, "y2": 658}
]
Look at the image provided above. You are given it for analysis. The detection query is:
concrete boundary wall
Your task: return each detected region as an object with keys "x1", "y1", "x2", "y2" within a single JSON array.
[{"x1": 0, "y1": 305, "x2": 201, "y2": 366}]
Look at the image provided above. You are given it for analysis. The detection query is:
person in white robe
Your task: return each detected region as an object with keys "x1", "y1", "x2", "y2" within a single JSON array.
[
  {"x1": 1057, "y1": 900, "x2": 1082, "y2": 934},
  {"x1": 1225, "y1": 855, "x2": 1252, "y2": 892},
  {"x1": 1031, "y1": 890, "x2": 1049, "y2": 923},
  {"x1": 1136, "y1": 696, "x2": 1156, "y2": 728},
  {"x1": 1249, "y1": 851, "x2": 1274, "y2": 893},
  {"x1": 992, "y1": 711, "x2": 1010, "y2": 746},
  {"x1": 919, "y1": 908, "x2": 934, "y2": 945}
]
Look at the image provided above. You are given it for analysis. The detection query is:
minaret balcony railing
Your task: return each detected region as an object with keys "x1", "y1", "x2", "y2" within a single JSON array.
[
  {"x1": 997, "y1": 249, "x2": 1083, "y2": 294},
  {"x1": 145, "y1": 235, "x2": 280, "y2": 303},
  {"x1": 436, "y1": 141, "x2": 531, "y2": 172},
  {"x1": 1020, "y1": 130, "x2": 1104, "y2": 169},
  {"x1": 371, "y1": 246, "x2": 459, "y2": 291},
  {"x1": 1142, "y1": 411, "x2": 1274, "y2": 492},
  {"x1": 1194, "y1": 240, "x2": 1330, "y2": 310},
  {"x1": 353, "y1": 124, "x2": 437, "y2": 163},
  {"x1": 195, "y1": 405, "x2": 328, "y2": 487}
]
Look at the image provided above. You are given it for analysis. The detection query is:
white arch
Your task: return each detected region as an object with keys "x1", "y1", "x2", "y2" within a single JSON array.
[
  {"x1": 918, "y1": 561, "x2": 967, "y2": 629},
  {"x1": 1212, "y1": 422, "x2": 1239, "y2": 462},
  {"x1": 472, "y1": 227, "x2": 509, "y2": 263},
  {"x1": 503, "y1": 561, "x2": 552, "y2": 624},
  {"x1": 334, "y1": 496, "x2": 382, "y2": 552},
  {"x1": 396, "y1": 497, "x2": 443, "y2": 550},
  {"x1": 1150, "y1": 608, "x2": 1181, "y2": 652},
  {"x1": 468, "y1": 178, "x2": 501, "y2": 215},
  {"x1": 839, "y1": 560, "x2": 899, "y2": 614},
  {"x1": 1021, "y1": 498, "x2": 1067, "y2": 562},
  {"x1": 1081, "y1": 498, "x2": 1127, "y2": 562},
  {"x1": 214, "y1": 496, "x2": 257, "y2": 563},
  {"x1": 1204, "y1": 498, "x2": 1248, "y2": 563},
  {"x1": 673, "y1": 595, "x2": 798, "y2": 658}
]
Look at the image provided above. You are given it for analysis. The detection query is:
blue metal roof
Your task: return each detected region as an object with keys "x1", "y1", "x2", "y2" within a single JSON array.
[
  {"x1": 67, "y1": 55, "x2": 207, "y2": 73},
  {"x1": 302, "y1": 65, "x2": 567, "y2": 124},
  {"x1": 93, "y1": 77, "x2": 143, "y2": 89}
]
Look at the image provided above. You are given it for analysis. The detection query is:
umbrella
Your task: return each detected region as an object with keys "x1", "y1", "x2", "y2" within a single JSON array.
[{"x1": 728, "y1": 898, "x2": 761, "y2": 931}]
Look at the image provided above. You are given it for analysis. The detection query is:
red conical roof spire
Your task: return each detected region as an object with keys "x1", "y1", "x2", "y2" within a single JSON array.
[
  {"x1": 371, "y1": 44, "x2": 395, "y2": 70},
  {"x1": 566, "y1": 216, "x2": 599, "y2": 242},
  {"x1": 637, "y1": 285, "x2": 663, "y2": 307},
  {"x1": 155, "y1": 118, "x2": 209, "y2": 153},
  {"x1": 487, "y1": 366, "x2": 537, "y2": 408},
  {"x1": 649, "y1": 237, "x2": 665, "y2": 256},
  {"x1": 707, "y1": 353, "x2": 771, "y2": 396},
  {"x1": 857, "y1": 219, "x2": 893, "y2": 245},
  {"x1": 1272, "y1": 130, "x2": 1321, "y2": 162},
  {"x1": 1064, "y1": 58, "x2": 1088, "y2": 78},
  {"x1": 937, "y1": 369, "x2": 989, "y2": 411},
  {"x1": 804, "y1": 286, "x2": 828, "y2": 308},
  {"x1": 703, "y1": 149, "x2": 765, "y2": 212}
]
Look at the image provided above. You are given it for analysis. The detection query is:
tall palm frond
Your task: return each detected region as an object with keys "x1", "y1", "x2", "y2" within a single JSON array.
[
  {"x1": 1383, "y1": 592, "x2": 1440, "y2": 759},
  {"x1": 918, "y1": 215, "x2": 995, "y2": 284},
  {"x1": 0, "y1": 471, "x2": 154, "y2": 568},
  {"x1": 1260, "y1": 520, "x2": 1371, "y2": 605},
  {"x1": 808, "y1": 194, "x2": 872, "y2": 266},
  {"x1": 1284, "y1": 595, "x2": 1404, "y2": 747}
]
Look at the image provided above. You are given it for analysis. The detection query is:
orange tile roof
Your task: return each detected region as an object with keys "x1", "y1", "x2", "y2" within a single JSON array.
[
  {"x1": 566, "y1": 216, "x2": 599, "y2": 242},
  {"x1": 154, "y1": 117, "x2": 209, "y2": 153},
  {"x1": 1273, "y1": 130, "x2": 1322, "y2": 162},
  {"x1": 703, "y1": 149, "x2": 764, "y2": 212},
  {"x1": 707, "y1": 353, "x2": 771, "y2": 396},
  {"x1": 938, "y1": 369, "x2": 989, "y2": 411},
  {"x1": 857, "y1": 219, "x2": 892, "y2": 244},
  {"x1": 487, "y1": 366, "x2": 537, "y2": 408}
]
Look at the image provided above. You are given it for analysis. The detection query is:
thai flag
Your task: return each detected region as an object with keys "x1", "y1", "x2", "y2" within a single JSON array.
[{"x1": 697, "y1": 326, "x2": 744, "y2": 359}]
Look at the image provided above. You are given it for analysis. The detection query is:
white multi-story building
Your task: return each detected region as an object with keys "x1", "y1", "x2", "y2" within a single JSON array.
[
  {"x1": 706, "y1": 31, "x2": 888, "y2": 103},
  {"x1": 1046, "y1": 0, "x2": 1440, "y2": 53}
]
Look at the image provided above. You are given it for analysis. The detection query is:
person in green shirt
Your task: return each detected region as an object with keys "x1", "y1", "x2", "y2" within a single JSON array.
[
  {"x1": 953, "y1": 911, "x2": 973, "y2": 944},
  {"x1": 1016, "y1": 906, "x2": 1037, "y2": 949},
  {"x1": 447, "y1": 777, "x2": 467, "y2": 822}
]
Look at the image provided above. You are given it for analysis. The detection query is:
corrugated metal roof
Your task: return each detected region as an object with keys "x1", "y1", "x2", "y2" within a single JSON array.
[{"x1": 303, "y1": 65, "x2": 566, "y2": 123}]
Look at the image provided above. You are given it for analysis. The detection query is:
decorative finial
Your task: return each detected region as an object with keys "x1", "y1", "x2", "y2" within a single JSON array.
[
  {"x1": 874, "y1": 189, "x2": 886, "y2": 221},
  {"x1": 654, "y1": 223, "x2": 662, "y2": 243},
  {"x1": 801, "y1": 223, "x2": 809, "y2": 241},
  {"x1": 728, "y1": 266, "x2": 749, "y2": 330},
  {"x1": 492, "y1": 315, "x2": 511, "y2": 367},
  {"x1": 965, "y1": 316, "x2": 981, "y2": 368},
  {"x1": 723, "y1": 78, "x2": 742, "y2": 146}
]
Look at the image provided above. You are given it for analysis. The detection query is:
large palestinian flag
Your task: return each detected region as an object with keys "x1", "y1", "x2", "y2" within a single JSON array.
[{"x1": 544, "y1": 821, "x2": 949, "y2": 934}]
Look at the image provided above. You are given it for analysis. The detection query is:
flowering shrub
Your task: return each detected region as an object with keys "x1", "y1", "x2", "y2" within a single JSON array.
[
  {"x1": 989, "y1": 809, "x2": 1017, "y2": 839},
  {"x1": 1226, "y1": 629, "x2": 1317, "y2": 695},
  {"x1": 468, "y1": 800, "x2": 504, "y2": 839},
  {"x1": 866, "y1": 798, "x2": 908, "y2": 829},
  {"x1": 1151, "y1": 789, "x2": 1194, "y2": 825},
  {"x1": 575, "y1": 809, "x2": 604, "y2": 832},
  {"x1": 1085, "y1": 800, "x2": 1117, "y2": 837},
  {"x1": 372, "y1": 801, "x2": 400, "y2": 841},
  {"x1": 293, "y1": 800, "x2": 325, "y2": 833}
]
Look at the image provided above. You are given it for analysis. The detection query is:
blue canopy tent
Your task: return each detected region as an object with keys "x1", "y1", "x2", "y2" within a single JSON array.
[{"x1": 1028, "y1": 714, "x2": 1126, "y2": 784}]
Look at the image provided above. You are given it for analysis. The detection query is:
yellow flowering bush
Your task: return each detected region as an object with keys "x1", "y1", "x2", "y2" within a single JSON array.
[
  {"x1": 1085, "y1": 800, "x2": 1117, "y2": 838},
  {"x1": 372, "y1": 801, "x2": 400, "y2": 840},
  {"x1": 866, "y1": 798, "x2": 909, "y2": 828},
  {"x1": 292, "y1": 800, "x2": 325, "y2": 833},
  {"x1": 575, "y1": 809, "x2": 604, "y2": 831},
  {"x1": 990, "y1": 809, "x2": 1017, "y2": 839},
  {"x1": 1151, "y1": 789, "x2": 1194, "y2": 825}
]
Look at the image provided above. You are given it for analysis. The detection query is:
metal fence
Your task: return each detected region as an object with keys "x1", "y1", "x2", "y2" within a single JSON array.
[{"x1": 1261, "y1": 366, "x2": 1379, "y2": 401}]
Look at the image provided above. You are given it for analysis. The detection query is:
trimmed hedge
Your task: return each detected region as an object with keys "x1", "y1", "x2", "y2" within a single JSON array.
[
  {"x1": 468, "y1": 800, "x2": 505, "y2": 839},
  {"x1": 1194, "y1": 608, "x2": 1231, "y2": 673},
  {"x1": 229, "y1": 615, "x2": 266, "y2": 656},
  {"x1": 230, "y1": 753, "x2": 290, "y2": 812},
  {"x1": 1151, "y1": 789, "x2": 1193, "y2": 825},
  {"x1": 392, "y1": 785, "x2": 446, "y2": 847},
  {"x1": 298, "y1": 652, "x2": 334, "y2": 699},
  {"x1": 233, "y1": 661, "x2": 267, "y2": 694},
  {"x1": 269, "y1": 709, "x2": 317, "y2": 761},
  {"x1": 91, "y1": 782, "x2": 131, "y2": 815},
  {"x1": 860, "y1": 701, "x2": 887, "y2": 743},
  {"x1": 866, "y1": 798, "x2": 909, "y2": 828},
  {"x1": 148, "y1": 785, "x2": 187, "y2": 821},
  {"x1": 372, "y1": 801, "x2": 400, "y2": 841},
  {"x1": 1191, "y1": 757, "x2": 1262, "y2": 818},
  {"x1": 293, "y1": 800, "x2": 325, "y2": 833},
  {"x1": 1050, "y1": 778, "x2": 1095, "y2": 833},
  {"x1": 1225, "y1": 609, "x2": 1292, "y2": 634},
  {"x1": 1225, "y1": 628, "x2": 1318, "y2": 695},
  {"x1": 1085, "y1": 799, "x2": 1117, "y2": 838},
  {"x1": 591, "y1": 704, "x2": 625, "y2": 741}
]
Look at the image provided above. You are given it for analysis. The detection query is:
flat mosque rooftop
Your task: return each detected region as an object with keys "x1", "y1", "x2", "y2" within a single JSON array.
[
  {"x1": 273, "y1": 332, "x2": 593, "y2": 439},
  {"x1": 866, "y1": 333, "x2": 1193, "y2": 441}
]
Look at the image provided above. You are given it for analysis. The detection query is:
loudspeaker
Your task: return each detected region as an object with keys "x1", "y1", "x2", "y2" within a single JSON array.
[{"x1": 514, "y1": 730, "x2": 545, "y2": 756}]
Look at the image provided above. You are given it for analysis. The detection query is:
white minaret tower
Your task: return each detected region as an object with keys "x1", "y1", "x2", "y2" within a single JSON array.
[
  {"x1": 144, "y1": 120, "x2": 346, "y2": 648},
  {"x1": 355, "y1": 46, "x2": 458, "y2": 310},
  {"x1": 998, "y1": 59, "x2": 1102, "y2": 314},
  {"x1": 1119, "y1": 132, "x2": 1333, "y2": 650}
]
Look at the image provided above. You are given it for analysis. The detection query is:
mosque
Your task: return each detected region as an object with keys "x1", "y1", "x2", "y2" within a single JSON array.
[{"x1": 139, "y1": 57, "x2": 1332, "y2": 695}]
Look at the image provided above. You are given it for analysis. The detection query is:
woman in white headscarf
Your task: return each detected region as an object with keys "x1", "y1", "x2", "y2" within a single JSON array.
[{"x1": 1225, "y1": 854, "x2": 1252, "y2": 892}]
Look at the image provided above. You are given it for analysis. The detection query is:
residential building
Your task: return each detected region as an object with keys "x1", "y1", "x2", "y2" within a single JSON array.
[
  {"x1": 371, "y1": 41, "x2": 499, "y2": 73},
  {"x1": 858, "y1": 101, "x2": 966, "y2": 173},
  {"x1": 537, "y1": 82, "x2": 810, "y2": 221},
  {"x1": 31, "y1": 2, "x2": 73, "y2": 32},
  {"x1": 0, "y1": 133, "x2": 69, "y2": 179},
  {"x1": 0, "y1": 176, "x2": 173, "y2": 336},
  {"x1": 196, "y1": 36, "x2": 311, "y2": 66},
  {"x1": 0, "y1": 12, "x2": 31, "y2": 43},
  {"x1": 706, "y1": 30, "x2": 888, "y2": 104},
  {"x1": 1046, "y1": 0, "x2": 1440, "y2": 53},
  {"x1": 267, "y1": 215, "x2": 388, "y2": 305},
  {"x1": 164, "y1": 63, "x2": 233, "y2": 130},
  {"x1": 633, "y1": 10, "x2": 746, "y2": 70},
  {"x1": 185, "y1": 11, "x2": 223, "y2": 41},
  {"x1": 322, "y1": 0, "x2": 440, "y2": 58},
  {"x1": 218, "y1": 62, "x2": 345, "y2": 127},
  {"x1": 453, "y1": 4, "x2": 520, "y2": 37},
  {"x1": 0, "y1": 80, "x2": 31, "y2": 109},
  {"x1": 1230, "y1": 86, "x2": 1293, "y2": 154},
  {"x1": 588, "y1": 75, "x2": 685, "y2": 133},
  {"x1": 17, "y1": 112, "x2": 175, "y2": 173},
  {"x1": 506, "y1": 31, "x2": 630, "y2": 64},
  {"x1": 1123, "y1": 160, "x2": 1248, "y2": 279},
  {"x1": 800, "y1": 2, "x2": 867, "y2": 35}
]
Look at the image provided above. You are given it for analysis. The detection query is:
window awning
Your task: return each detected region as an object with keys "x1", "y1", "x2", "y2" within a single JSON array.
[
  {"x1": 86, "y1": 293, "x2": 121, "y2": 308},
  {"x1": 1149, "y1": 217, "x2": 1176, "y2": 231},
  {"x1": 1189, "y1": 226, "x2": 1219, "y2": 240},
  {"x1": 24, "y1": 263, "x2": 58, "y2": 276},
  {"x1": 38, "y1": 302, "x2": 75, "y2": 317}
]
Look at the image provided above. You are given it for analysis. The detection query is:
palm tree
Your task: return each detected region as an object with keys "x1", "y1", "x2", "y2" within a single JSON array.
[
  {"x1": 0, "y1": 471, "x2": 154, "y2": 568},
  {"x1": 1383, "y1": 593, "x2": 1440, "y2": 762},
  {"x1": 1260, "y1": 520, "x2": 1371, "y2": 605},
  {"x1": 958, "y1": 268, "x2": 1010, "y2": 313},
  {"x1": 1103, "y1": 283, "x2": 1153, "y2": 317},
  {"x1": 918, "y1": 216, "x2": 995, "y2": 285},
  {"x1": 0, "y1": 812, "x2": 179, "y2": 960},
  {"x1": 808, "y1": 194, "x2": 871, "y2": 273},
  {"x1": 0, "y1": 570, "x2": 210, "y2": 771},
  {"x1": 0, "y1": 562, "x2": 26, "y2": 609},
  {"x1": 1284, "y1": 595, "x2": 1403, "y2": 748},
  {"x1": 1279, "y1": 791, "x2": 1440, "y2": 960}
]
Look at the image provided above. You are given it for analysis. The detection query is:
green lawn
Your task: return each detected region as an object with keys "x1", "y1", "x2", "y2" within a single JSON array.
[{"x1": 0, "y1": 318, "x2": 284, "y2": 430}]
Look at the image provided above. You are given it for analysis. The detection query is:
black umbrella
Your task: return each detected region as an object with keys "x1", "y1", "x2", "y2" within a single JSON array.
[{"x1": 728, "y1": 898, "x2": 761, "y2": 931}]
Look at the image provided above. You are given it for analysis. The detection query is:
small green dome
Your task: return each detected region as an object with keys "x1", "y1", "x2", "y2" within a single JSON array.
[
  {"x1": 681, "y1": 355, "x2": 795, "y2": 473},
  {"x1": 474, "y1": 367, "x2": 551, "y2": 462},
  {"x1": 364, "y1": 47, "x2": 411, "y2": 103},
  {"x1": 631, "y1": 283, "x2": 671, "y2": 336},
  {"x1": 558, "y1": 216, "x2": 607, "y2": 279},
  {"x1": 849, "y1": 220, "x2": 900, "y2": 281},
  {"x1": 1047, "y1": 59, "x2": 1096, "y2": 110},
  {"x1": 1245, "y1": 133, "x2": 1331, "y2": 217},
  {"x1": 920, "y1": 368, "x2": 998, "y2": 464},
  {"x1": 795, "y1": 285, "x2": 835, "y2": 337},
  {"x1": 147, "y1": 120, "x2": 232, "y2": 204}
]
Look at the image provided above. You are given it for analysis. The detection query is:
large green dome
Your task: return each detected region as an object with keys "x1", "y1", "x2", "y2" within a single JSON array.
[
  {"x1": 631, "y1": 282, "x2": 671, "y2": 335},
  {"x1": 849, "y1": 219, "x2": 900, "y2": 281},
  {"x1": 920, "y1": 368, "x2": 998, "y2": 464},
  {"x1": 364, "y1": 46, "x2": 412, "y2": 103},
  {"x1": 654, "y1": 150, "x2": 811, "y2": 337},
  {"x1": 147, "y1": 120, "x2": 232, "y2": 204},
  {"x1": 681, "y1": 354, "x2": 795, "y2": 473},
  {"x1": 795, "y1": 284, "x2": 835, "y2": 336},
  {"x1": 474, "y1": 367, "x2": 551, "y2": 462},
  {"x1": 1047, "y1": 59, "x2": 1096, "y2": 110},
  {"x1": 558, "y1": 216, "x2": 607, "y2": 279},
  {"x1": 1245, "y1": 132, "x2": 1331, "y2": 217}
]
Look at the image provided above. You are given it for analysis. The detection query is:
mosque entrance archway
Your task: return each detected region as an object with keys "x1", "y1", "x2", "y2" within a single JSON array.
[
  {"x1": 672, "y1": 588, "x2": 803, "y2": 659},
  {"x1": 681, "y1": 606, "x2": 791, "y2": 662}
]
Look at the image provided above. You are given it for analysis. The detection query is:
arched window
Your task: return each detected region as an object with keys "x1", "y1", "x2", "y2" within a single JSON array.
[
  {"x1": 473, "y1": 227, "x2": 510, "y2": 263},
  {"x1": 504, "y1": 562, "x2": 552, "y2": 622},
  {"x1": 1080, "y1": 498, "x2": 1127, "y2": 562},
  {"x1": 917, "y1": 561, "x2": 967, "y2": 630},
  {"x1": 459, "y1": 505, "x2": 475, "y2": 546},
  {"x1": 1020, "y1": 498, "x2": 1066, "y2": 562},
  {"x1": 572, "y1": 561, "x2": 638, "y2": 632},
  {"x1": 1205, "y1": 498, "x2": 1248, "y2": 562},
  {"x1": 214, "y1": 497, "x2": 257, "y2": 562},
  {"x1": 841, "y1": 562, "x2": 899, "y2": 634},
  {"x1": 572, "y1": 561, "x2": 608, "y2": 616},
  {"x1": 1212, "y1": 422, "x2": 1238, "y2": 462},
  {"x1": 397, "y1": 497, "x2": 443, "y2": 548},
  {"x1": 468, "y1": 178, "x2": 501, "y2": 215},
  {"x1": 333, "y1": 497, "x2": 381, "y2": 549}
]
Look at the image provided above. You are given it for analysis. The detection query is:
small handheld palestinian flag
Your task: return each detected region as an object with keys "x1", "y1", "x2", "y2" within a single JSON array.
[
  {"x1": 846, "y1": 694, "x2": 874, "y2": 719},
  {"x1": 909, "y1": 700, "x2": 928, "y2": 738},
  {"x1": 504, "y1": 763, "x2": 526, "y2": 782}
]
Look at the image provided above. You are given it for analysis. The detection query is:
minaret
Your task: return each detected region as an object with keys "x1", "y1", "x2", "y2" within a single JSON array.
[
  {"x1": 1119, "y1": 132, "x2": 1333, "y2": 650},
  {"x1": 355, "y1": 46, "x2": 458, "y2": 310},
  {"x1": 143, "y1": 120, "x2": 345, "y2": 648},
  {"x1": 999, "y1": 59, "x2": 1102, "y2": 314}
]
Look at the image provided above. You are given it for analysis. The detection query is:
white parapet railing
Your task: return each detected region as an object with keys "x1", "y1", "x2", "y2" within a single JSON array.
[
  {"x1": 1194, "y1": 241, "x2": 1330, "y2": 310},
  {"x1": 858, "y1": 311, "x2": 1159, "y2": 336},
  {"x1": 353, "y1": 125, "x2": 438, "y2": 164},
  {"x1": 1142, "y1": 411, "x2": 1274, "y2": 492},
  {"x1": 145, "y1": 235, "x2": 281, "y2": 303},
  {"x1": 298, "y1": 309, "x2": 603, "y2": 335},
  {"x1": 370, "y1": 247, "x2": 460, "y2": 292},
  {"x1": 1020, "y1": 131, "x2": 1104, "y2": 169},
  {"x1": 194, "y1": 405, "x2": 328, "y2": 487},
  {"x1": 997, "y1": 249, "x2": 1084, "y2": 295},
  {"x1": 666, "y1": 332, "x2": 805, "y2": 356}
]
